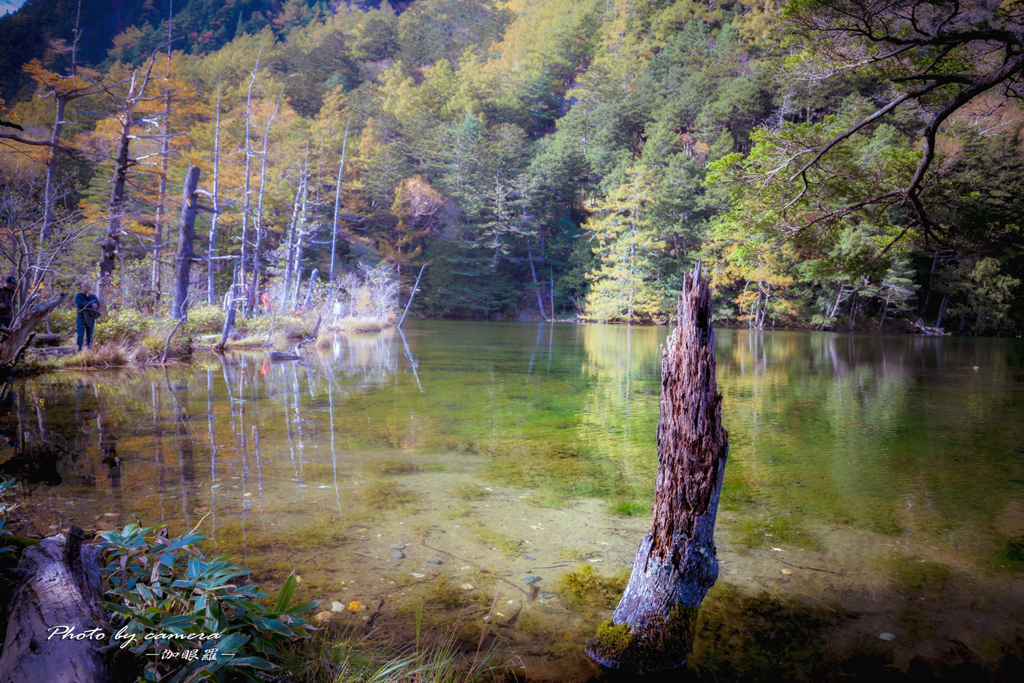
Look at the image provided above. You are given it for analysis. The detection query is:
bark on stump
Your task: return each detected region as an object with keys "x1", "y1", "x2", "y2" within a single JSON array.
[
  {"x1": 171, "y1": 165, "x2": 201, "y2": 320},
  {"x1": 585, "y1": 263, "x2": 728, "y2": 672},
  {"x1": 0, "y1": 526, "x2": 111, "y2": 683}
]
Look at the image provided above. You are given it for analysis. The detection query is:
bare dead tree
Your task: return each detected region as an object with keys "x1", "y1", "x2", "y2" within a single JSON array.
[
  {"x1": 329, "y1": 117, "x2": 351, "y2": 283},
  {"x1": 207, "y1": 76, "x2": 223, "y2": 305}
]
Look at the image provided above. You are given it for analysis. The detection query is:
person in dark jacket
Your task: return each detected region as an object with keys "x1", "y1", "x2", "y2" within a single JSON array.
[
  {"x1": 0, "y1": 276, "x2": 16, "y2": 330},
  {"x1": 74, "y1": 281, "x2": 101, "y2": 351}
]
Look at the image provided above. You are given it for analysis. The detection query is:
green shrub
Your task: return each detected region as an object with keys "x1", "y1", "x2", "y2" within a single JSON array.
[
  {"x1": 184, "y1": 304, "x2": 225, "y2": 337},
  {"x1": 233, "y1": 314, "x2": 276, "y2": 334},
  {"x1": 92, "y1": 309, "x2": 152, "y2": 345},
  {"x1": 47, "y1": 307, "x2": 76, "y2": 336},
  {"x1": 98, "y1": 524, "x2": 316, "y2": 682}
]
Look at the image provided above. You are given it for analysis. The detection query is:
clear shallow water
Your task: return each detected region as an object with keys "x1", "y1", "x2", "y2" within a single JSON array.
[{"x1": 2, "y1": 322, "x2": 1023, "y2": 678}]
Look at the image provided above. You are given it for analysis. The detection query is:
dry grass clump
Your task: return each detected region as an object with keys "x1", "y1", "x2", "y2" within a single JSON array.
[
  {"x1": 359, "y1": 480, "x2": 416, "y2": 510},
  {"x1": 282, "y1": 623, "x2": 500, "y2": 683},
  {"x1": 42, "y1": 343, "x2": 131, "y2": 369},
  {"x1": 331, "y1": 317, "x2": 393, "y2": 334},
  {"x1": 365, "y1": 457, "x2": 420, "y2": 476}
]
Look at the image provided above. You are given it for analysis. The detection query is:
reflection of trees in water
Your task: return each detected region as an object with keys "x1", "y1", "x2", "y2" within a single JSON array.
[
  {"x1": 578, "y1": 323, "x2": 664, "y2": 487},
  {"x1": 310, "y1": 329, "x2": 397, "y2": 387},
  {"x1": 0, "y1": 378, "x2": 127, "y2": 496},
  {"x1": 717, "y1": 330, "x2": 1024, "y2": 537},
  {"x1": 5, "y1": 326, "x2": 1020, "y2": 561},
  {"x1": 0, "y1": 333, "x2": 395, "y2": 562}
]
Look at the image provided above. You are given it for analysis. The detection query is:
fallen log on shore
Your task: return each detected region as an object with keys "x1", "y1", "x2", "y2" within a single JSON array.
[
  {"x1": 0, "y1": 294, "x2": 67, "y2": 367},
  {"x1": 0, "y1": 526, "x2": 111, "y2": 683}
]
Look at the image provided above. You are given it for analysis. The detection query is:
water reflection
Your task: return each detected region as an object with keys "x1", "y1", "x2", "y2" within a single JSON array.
[{"x1": 0, "y1": 324, "x2": 1020, "y2": 594}]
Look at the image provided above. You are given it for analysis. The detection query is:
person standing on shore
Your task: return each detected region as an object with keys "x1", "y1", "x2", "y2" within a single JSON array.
[
  {"x1": 74, "y1": 281, "x2": 101, "y2": 351},
  {"x1": 0, "y1": 277, "x2": 16, "y2": 330}
]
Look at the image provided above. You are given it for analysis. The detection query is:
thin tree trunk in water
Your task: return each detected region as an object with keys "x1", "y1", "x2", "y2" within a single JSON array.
[
  {"x1": 246, "y1": 85, "x2": 284, "y2": 313},
  {"x1": 398, "y1": 264, "x2": 426, "y2": 328},
  {"x1": 290, "y1": 146, "x2": 310, "y2": 309},
  {"x1": 301, "y1": 269, "x2": 318, "y2": 310},
  {"x1": 282, "y1": 168, "x2": 303, "y2": 306},
  {"x1": 586, "y1": 262, "x2": 728, "y2": 673},
  {"x1": 152, "y1": 3, "x2": 173, "y2": 310},
  {"x1": 207, "y1": 77, "x2": 222, "y2": 305},
  {"x1": 171, "y1": 165, "x2": 200, "y2": 319},
  {"x1": 239, "y1": 43, "x2": 262, "y2": 307},
  {"x1": 527, "y1": 239, "x2": 545, "y2": 318},
  {"x1": 214, "y1": 265, "x2": 240, "y2": 352},
  {"x1": 879, "y1": 287, "x2": 892, "y2": 331},
  {"x1": 549, "y1": 267, "x2": 555, "y2": 321},
  {"x1": 329, "y1": 118, "x2": 351, "y2": 284},
  {"x1": 936, "y1": 293, "x2": 948, "y2": 329},
  {"x1": 825, "y1": 283, "x2": 848, "y2": 330}
]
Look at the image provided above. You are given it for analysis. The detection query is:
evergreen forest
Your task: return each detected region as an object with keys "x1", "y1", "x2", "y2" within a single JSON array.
[{"x1": 1, "y1": 0, "x2": 1023, "y2": 335}]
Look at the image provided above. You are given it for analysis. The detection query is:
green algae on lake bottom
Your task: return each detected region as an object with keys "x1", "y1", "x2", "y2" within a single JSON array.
[{"x1": 2, "y1": 322, "x2": 1024, "y2": 679}]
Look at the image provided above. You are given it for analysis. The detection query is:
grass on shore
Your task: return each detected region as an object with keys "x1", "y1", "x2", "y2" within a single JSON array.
[{"x1": 283, "y1": 621, "x2": 502, "y2": 683}]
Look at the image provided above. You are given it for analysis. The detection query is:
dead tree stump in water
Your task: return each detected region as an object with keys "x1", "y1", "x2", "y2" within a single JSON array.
[
  {"x1": 0, "y1": 526, "x2": 111, "y2": 683},
  {"x1": 585, "y1": 262, "x2": 728, "y2": 672}
]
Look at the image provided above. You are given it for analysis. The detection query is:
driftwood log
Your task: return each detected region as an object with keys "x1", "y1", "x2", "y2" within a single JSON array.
[
  {"x1": 31, "y1": 334, "x2": 63, "y2": 347},
  {"x1": 0, "y1": 526, "x2": 111, "y2": 682},
  {"x1": 586, "y1": 262, "x2": 728, "y2": 672},
  {"x1": 0, "y1": 293, "x2": 67, "y2": 366}
]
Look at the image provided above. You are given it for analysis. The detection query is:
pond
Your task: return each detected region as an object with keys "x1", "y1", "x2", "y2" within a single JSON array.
[{"x1": 2, "y1": 321, "x2": 1023, "y2": 680}]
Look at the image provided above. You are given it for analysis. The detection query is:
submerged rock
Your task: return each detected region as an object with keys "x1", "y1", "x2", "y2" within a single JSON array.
[
  {"x1": 522, "y1": 575, "x2": 542, "y2": 585},
  {"x1": 391, "y1": 552, "x2": 405, "y2": 559}
]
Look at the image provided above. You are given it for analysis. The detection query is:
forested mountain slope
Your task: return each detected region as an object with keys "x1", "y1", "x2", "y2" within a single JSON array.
[{"x1": 1, "y1": 0, "x2": 1021, "y2": 335}]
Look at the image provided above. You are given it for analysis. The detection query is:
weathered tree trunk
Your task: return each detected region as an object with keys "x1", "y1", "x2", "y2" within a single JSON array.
[
  {"x1": 0, "y1": 293, "x2": 66, "y2": 365},
  {"x1": 283, "y1": 157, "x2": 306, "y2": 310},
  {"x1": 170, "y1": 165, "x2": 200, "y2": 320},
  {"x1": 239, "y1": 45, "x2": 261, "y2": 310},
  {"x1": 586, "y1": 262, "x2": 728, "y2": 673},
  {"x1": 329, "y1": 118, "x2": 351, "y2": 284},
  {"x1": 526, "y1": 239, "x2": 545, "y2": 319},
  {"x1": 207, "y1": 77, "x2": 222, "y2": 306},
  {"x1": 0, "y1": 527, "x2": 111, "y2": 683},
  {"x1": 301, "y1": 269, "x2": 318, "y2": 311},
  {"x1": 150, "y1": 0, "x2": 174, "y2": 309},
  {"x1": 98, "y1": 117, "x2": 132, "y2": 304},
  {"x1": 40, "y1": 96, "x2": 67, "y2": 245},
  {"x1": 245, "y1": 85, "x2": 284, "y2": 314}
]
